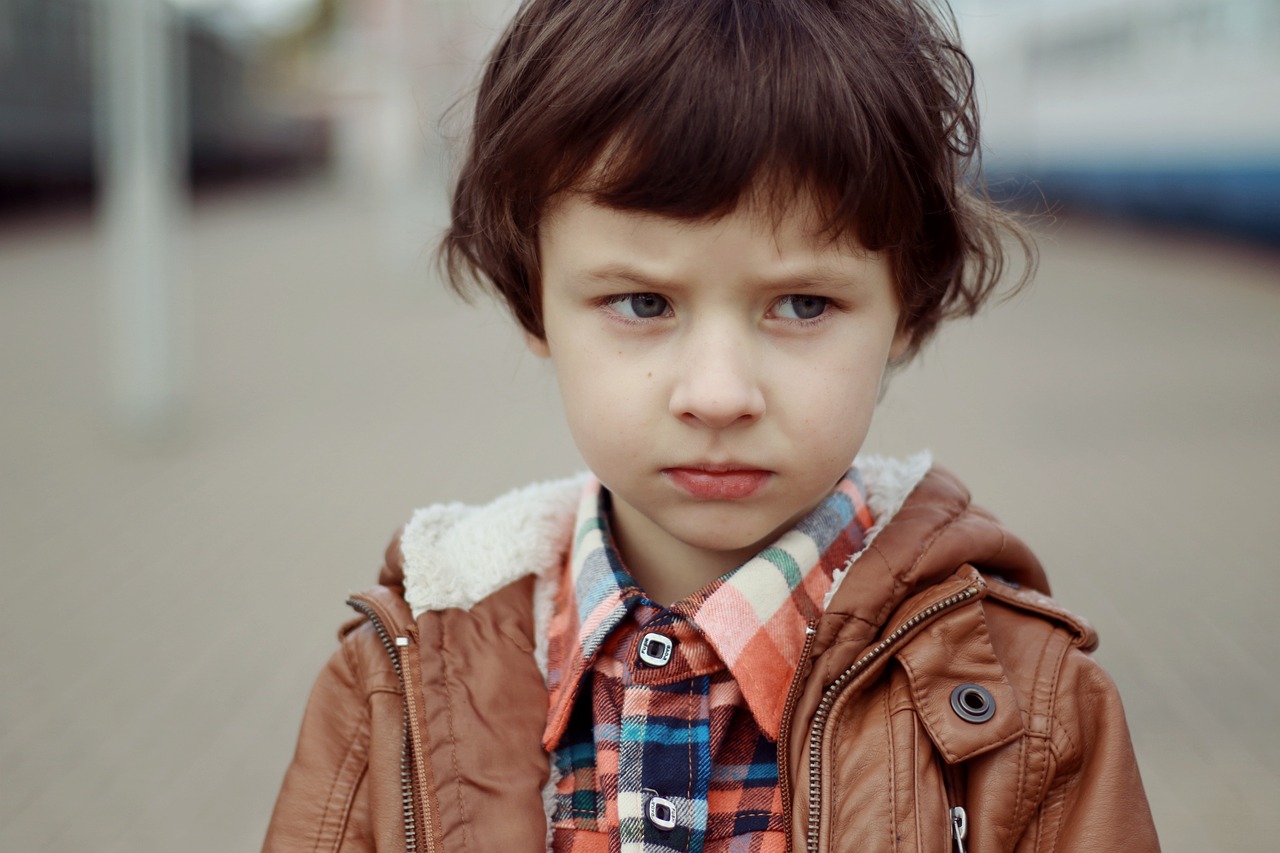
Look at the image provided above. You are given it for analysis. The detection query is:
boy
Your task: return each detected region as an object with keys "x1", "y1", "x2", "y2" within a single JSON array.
[{"x1": 265, "y1": 0, "x2": 1159, "y2": 850}]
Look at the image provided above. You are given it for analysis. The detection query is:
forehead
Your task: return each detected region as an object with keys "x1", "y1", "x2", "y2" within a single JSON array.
[
  {"x1": 539, "y1": 191, "x2": 886, "y2": 291},
  {"x1": 543, "y1": 179, "x2": 864, "y2": 247}
]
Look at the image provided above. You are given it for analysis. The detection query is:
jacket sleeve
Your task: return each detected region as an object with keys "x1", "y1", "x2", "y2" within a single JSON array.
[
  {"x1": 262, "y1": 633, "x2": 375, "y2": 853},
  {"x1": 1027, "y1": 649, "x2": 1160, "y2": 852}
]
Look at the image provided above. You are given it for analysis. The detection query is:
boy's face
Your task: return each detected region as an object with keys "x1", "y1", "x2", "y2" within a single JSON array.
[{"x1": 531, "y1": 191, "x2": 908, "y2": 597}]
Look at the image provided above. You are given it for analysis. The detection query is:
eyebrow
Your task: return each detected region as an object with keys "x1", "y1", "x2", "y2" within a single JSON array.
[
  {"x1": 574, "y1": 265, "x2": 671, "y2": 290},
  {"x1": 573, "y1": 263, "x2": 865, "y2": 292}
]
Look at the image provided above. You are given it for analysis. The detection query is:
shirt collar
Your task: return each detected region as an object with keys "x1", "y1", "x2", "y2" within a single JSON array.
[{"x1": 543, "y1": 469, "x2": 874, "y2": 747}]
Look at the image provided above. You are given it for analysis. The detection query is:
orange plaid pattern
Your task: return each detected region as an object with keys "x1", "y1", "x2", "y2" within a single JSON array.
[{"x1": 545, "y1": 471, "x2": 873, "y2": 852}]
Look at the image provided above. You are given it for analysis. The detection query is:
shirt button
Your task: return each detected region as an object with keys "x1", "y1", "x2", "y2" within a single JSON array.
[
  {"x1": 648, "y1": 795, "x2": 678, "y2": 830},
  {"x1": 637, "y1": 632, "x2": 675, "y2": 667}
]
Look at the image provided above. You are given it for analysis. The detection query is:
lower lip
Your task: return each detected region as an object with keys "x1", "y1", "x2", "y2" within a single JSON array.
[{"x1": 664, "y1": 468, "x2": 772, "y2": 500}]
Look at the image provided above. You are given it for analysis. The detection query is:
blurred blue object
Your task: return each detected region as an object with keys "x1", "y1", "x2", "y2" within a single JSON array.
[
  {"x1": 961, "y1": 0, "x2": 1280, "y2": 247},
  {"x1": 1003, "y1": 164, "x2": 1280, "y2": 248}
]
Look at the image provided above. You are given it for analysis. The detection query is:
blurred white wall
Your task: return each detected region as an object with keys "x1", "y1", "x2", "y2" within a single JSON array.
[{"x1": 955, "y1": 0, "x2": 1280, "y2": 168}]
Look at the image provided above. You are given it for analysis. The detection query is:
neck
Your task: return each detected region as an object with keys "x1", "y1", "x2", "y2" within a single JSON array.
[{"x1": 606, "y1": 497, "x2": 758, "y2": 607}]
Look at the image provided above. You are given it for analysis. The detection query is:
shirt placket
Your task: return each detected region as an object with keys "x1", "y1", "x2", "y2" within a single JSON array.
[{"x1": 616, "y1": 608, "x2": 713, "y2": 853}]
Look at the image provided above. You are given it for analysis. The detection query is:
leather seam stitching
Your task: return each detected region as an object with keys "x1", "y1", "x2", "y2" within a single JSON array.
[
  {"x1": 1043, "y1": 762, "x2": 1072, "y2": 853},
  {"x1": 438, "y1": 622, "x2": 474, "y2": 852},
  {"x1": 1017, "y1": 629, "x2": 1050, "y2": 832},
  {"x1": 1025, "y1": 627, "x2": 1069, "y2": 830},
  {"x1": 883, "y1": 686, "x2": 897, "y2": 852},
  {"x1": 312, "y1": 702, "x2": 368, "y2": 853}
]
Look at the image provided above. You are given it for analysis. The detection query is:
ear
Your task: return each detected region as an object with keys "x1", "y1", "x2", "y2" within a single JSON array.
[{"x1": 525, "y1": 331, "x2": 551, "y2": 359}]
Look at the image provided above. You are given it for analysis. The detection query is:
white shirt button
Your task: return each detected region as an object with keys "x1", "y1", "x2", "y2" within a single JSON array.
[
  {"x1": 648, "y1": 795, "x2": 677, "y2": 830},
  {"x1": 637, "y1": 632, "x2": 675, "y2": 667}
]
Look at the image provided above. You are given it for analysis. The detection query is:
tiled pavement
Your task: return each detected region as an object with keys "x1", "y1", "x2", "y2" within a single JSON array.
[{"x1": 2, "y1": 176, "x2": 1277, "y2": 851}]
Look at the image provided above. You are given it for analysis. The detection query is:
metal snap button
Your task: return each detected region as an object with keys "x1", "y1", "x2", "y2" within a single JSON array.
[
  {"x1": 950, "y1": 683, "x2": 996, "y2": 723},
  {"x1": 648, "y1": 795, "x2": 677, "y2": 830},
  {"x1": 638, "y1": 632, "x2": 675, "y2": 667}
]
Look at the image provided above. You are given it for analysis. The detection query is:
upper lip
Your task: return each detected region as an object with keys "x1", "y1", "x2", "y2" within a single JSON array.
[{"x1": 665, "y1": 462, "x2": 770, "y2": 473}]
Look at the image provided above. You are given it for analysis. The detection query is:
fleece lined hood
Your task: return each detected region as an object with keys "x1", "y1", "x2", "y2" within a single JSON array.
[{"x1": 397, "y1": 474, "x2": 588, "y2": 616}]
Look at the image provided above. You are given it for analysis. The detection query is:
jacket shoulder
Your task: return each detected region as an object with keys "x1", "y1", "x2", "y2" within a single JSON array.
[
  {"x1": 893, "y1": 570, "x2": 1111, "y2": 772},
  {"x1": 981, "y1": 573, "x2": 1098, "y2": 652},
  {"x1": 335, "y1": 606, "x2": 404, "y2": 696},
  {"x1": 913, "y1": 577, "x2": 1158, "y2": 849},
  {"x1": 263, "y1": 598, "x2": 400, "y2": 853},
  {"x1": 974, "y1": 577, "x2": 1158, "y2": 844},
  {"x1": 976, "y1": 573, "x2": 1105, "y2": 743}
]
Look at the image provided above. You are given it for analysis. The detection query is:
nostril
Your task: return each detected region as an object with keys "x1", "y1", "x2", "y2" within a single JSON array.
[{"x1": 950, "y1": 683, "x2": 995, "y2": 723}]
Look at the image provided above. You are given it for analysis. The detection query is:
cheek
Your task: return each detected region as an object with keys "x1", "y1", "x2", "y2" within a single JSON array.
[
  {"x1": 803, "y1": 406, "x2": 873, "y2": 465},
  {"x1": 554, "y1": 356, "x2": 652, "y2": 450},
  {"x1": 778, "y1": 353, "x2": 885, "y2": 450},
  {"x1": 786, "y1": 347, "x2": 885, "y2": 412},
  {"x1": 558, "y1": 357, "x2": 630, "y2": 415}
]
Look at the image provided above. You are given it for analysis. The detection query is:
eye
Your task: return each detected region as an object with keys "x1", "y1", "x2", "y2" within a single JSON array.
[
  {"x1": 774, "y1": 295, "x2": 830, "y2": 321},
  {"x1": 606, "y1": 293, "x2": 670, "y2": 319}
]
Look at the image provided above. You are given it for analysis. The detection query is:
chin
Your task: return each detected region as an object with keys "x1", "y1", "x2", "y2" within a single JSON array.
[{"x1": 662, "y1": 514, "x2": 784, "y2": 556}]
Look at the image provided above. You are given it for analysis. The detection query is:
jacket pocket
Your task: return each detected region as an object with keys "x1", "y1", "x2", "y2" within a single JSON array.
[{"x1": 822, "y1": 670, "x2": 954, "y2": 853}]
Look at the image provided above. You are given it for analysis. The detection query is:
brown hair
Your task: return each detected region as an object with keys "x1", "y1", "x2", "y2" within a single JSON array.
[{"x1": 441, "y1": 0, "x2": 1033, "y2": 360}]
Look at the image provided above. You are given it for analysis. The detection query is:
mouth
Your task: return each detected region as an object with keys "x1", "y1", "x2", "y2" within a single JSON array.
[{"x1": 662, "y1": 465, "x2": 773, "y2": 500}]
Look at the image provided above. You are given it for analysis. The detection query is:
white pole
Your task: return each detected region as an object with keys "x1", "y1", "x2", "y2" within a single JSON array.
[{"x1": 94, "y1": 0, "x2": 188, "y2": 440}]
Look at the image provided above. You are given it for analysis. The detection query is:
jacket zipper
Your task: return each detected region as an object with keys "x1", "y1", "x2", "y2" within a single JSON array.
[
  {"x1": 347, "y1": 597, "x2": 437, "y2": 853},
  {"x1": 950, "y1": 806, "x2": 969, "y2": 853},
  {"x1": 778, "y1": 620, "x2": 818, "y2": 852},
  {"x1": 804, "y1": 585, "x2": 979, "y2": 853}
]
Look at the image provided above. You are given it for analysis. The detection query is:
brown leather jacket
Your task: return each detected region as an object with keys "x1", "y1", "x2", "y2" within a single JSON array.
[{"x1": 263, "y1": 459, "x2": 1159, "y2": 852}]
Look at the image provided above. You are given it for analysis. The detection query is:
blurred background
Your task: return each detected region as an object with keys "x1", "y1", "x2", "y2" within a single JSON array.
[{"x1": 1, "y1": 0, "x2": 1276, "y2": 850}]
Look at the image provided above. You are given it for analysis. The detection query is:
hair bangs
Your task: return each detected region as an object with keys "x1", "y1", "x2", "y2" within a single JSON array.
[{"x1": 548, "y1": 0, "x2": 923, "y2": 251}]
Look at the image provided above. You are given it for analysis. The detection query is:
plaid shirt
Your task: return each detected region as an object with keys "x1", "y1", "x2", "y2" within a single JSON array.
[{"x1": 544, "y1": 470, "x2": 874, "y2": 853}]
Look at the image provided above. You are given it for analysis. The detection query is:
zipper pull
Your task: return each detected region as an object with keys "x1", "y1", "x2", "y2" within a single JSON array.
[{"x1": 950, "y1": 806, "x2": 968, "y2": 853}]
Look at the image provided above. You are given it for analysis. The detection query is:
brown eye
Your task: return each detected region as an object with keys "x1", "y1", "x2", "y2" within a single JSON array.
[{"x1": 776, "y1": 295, "x2": 830, "y2": 320}]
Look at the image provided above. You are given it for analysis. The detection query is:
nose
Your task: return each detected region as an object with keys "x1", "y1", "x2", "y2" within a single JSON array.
[{"x1": 668, "y1": 324, "x2": 766, "y2": 429}]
